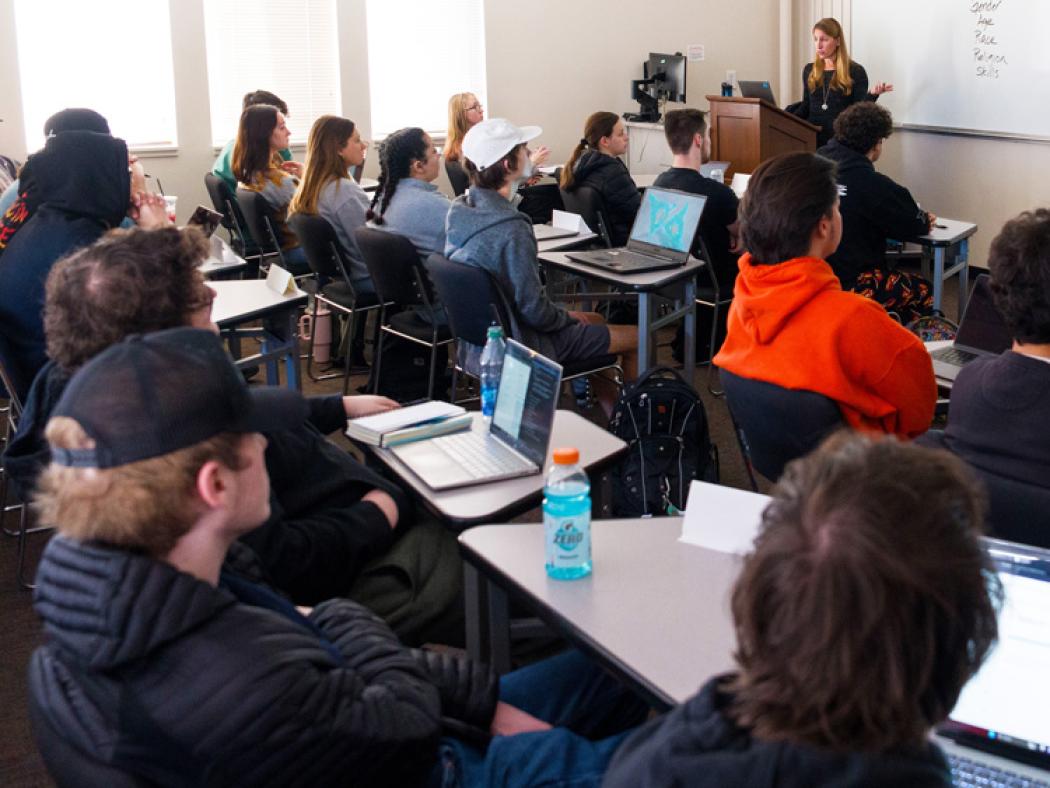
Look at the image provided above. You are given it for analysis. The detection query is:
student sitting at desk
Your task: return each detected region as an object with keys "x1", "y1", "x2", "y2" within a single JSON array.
[
  {"x1": 28, "y1": 328, "x2": 648, "y2": 786},
  {"x1": 932, "y1": 209, "x2": 1050, "y2": 494},
  {"x1": 368, "y1": 126, "x2": 451, "y2": 261},
  {"x1": 445, "y1": 118, "x2": 638, "y2": 397},
  {"x1": 212, "y1": 90, "x2": 294, "y2": 193},
  {"x1": 604, "y1": 431, "x2": 1000, "y2": 788},
  {"x1": 713, "y1": 152, "x2": 936, "y2": 437},
  {"x1": 3, "y1": 227, "x2": 464, "y2": 647},
  {"x1": 560, "y1": 112, "x2": 640, "y2": 247},
  {"x1": 818, "y1": 102, "x2": 935, "y2": 325}
]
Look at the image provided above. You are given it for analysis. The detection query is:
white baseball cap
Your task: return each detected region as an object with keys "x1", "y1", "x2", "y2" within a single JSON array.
[{"x1": 461, "y1": 118, "x2": 542, "y2": 170}]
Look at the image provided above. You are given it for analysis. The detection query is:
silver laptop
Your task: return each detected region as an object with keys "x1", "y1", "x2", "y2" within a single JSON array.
[
  {"x1": 928, "y1": 274, "x2": 1012, "y2": 381},
  {"x1": 738, "y1": 80, "x2": 777, "y2": 105},
  {"x1": 390, "y1": 339, "x2": 562, "y2": 490},
  {"x1": 533, "y1": 223, "x2": 579, "y2": 242},
  {"x1": 567, "y1": 187, "x2": 707, "y2": 274},
  {"x1": 934, "y1": 539, "x2": 1050, "y2": 786}
]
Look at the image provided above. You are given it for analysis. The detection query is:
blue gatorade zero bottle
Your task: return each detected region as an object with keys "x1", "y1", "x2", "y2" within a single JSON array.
[
  {"x1": 544, "y1": 447, "x2": 592, "y2": 579},
  {"x1": 479, "y1": 324, "x2": 505, "y2": 419}
]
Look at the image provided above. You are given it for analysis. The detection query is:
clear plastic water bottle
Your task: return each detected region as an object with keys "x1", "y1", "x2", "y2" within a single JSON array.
[
  {"x1": 544, "y1": 448, "x2": 592, "y2": 580},
  {"x1": 479, "y1": 324, "x2": 505, "y2": 419}
]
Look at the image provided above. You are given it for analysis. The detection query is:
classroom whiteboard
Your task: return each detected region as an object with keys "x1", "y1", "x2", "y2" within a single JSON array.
[{"x1": 851, "y1": 0, "x2": 1050, "y2": 140}]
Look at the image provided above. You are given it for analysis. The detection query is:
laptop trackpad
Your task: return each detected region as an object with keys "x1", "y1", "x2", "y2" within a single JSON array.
[{"x1": 392, "y1": 441, "x2": 472, "y2": 487}]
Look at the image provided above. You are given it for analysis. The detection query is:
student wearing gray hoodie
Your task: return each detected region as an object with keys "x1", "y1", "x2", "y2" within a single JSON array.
[{"x1": 444, "y1": 119, "x2": 637, "y2": 391}]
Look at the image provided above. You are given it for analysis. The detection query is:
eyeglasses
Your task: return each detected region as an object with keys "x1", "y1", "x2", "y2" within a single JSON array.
[{"x1": 466, "y1": 103, "x2": 483, "y2": 112}]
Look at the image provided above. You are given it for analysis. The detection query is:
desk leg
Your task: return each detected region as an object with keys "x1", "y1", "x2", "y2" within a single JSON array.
[
  {"x1": 637, "y1": 292, "x2": 653, "y2": 375},
  {"x1": 464, "y1": 563, "x2": 488, "y2": 664},
  {"x1": 487, "y1": 584, "x2": 512, "y2": 674},
  {"x1": 956, "y1": 239, "x2": 970, "y2": 318},
  {"x1": 283, "y1": 309, "x2": 302, "y2": 391},
  {"x1": 932, "y1": 247, "x2": 946, "y2": 314},
  {"x1": 683, "y1": 278, "x2": 697, "y2": 385}
]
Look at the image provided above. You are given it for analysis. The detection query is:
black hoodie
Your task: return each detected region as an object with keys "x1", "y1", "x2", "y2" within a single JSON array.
[
  {"x1": 819, "y1": 138, "x2": 930, "y2": 290},
  {"x1": 565, "y1": 150, "x2": 641, "y2": 247},
  {"x1": 0, "y1": 131, "x2": 130, "y2": 395}
]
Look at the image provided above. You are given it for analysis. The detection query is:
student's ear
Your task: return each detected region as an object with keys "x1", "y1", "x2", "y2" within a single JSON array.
[
  {"x1": 196, "y1": 460, "x2": 229, "y2": 510},
  {"x1": 693, "y1": 132, "x2": 704, "y2": 150}
]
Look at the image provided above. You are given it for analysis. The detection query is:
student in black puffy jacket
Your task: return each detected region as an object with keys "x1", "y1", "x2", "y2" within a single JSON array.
[
  {"x1": 603, "y1": 432, "x2": 1001, "y2": 788},
  {"x1": 560, "y1": 112, "x2": 640, "y2": 246},
  {"x1": 818, "y1": 102, "x2": 936, "y2": 324}
]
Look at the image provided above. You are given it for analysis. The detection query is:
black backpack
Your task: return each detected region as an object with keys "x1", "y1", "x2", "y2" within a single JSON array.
[{"x1": 608, "y1": 367, "x2": 718, "y2": 517}]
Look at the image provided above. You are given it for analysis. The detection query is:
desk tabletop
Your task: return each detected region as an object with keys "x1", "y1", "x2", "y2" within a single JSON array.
[
  {"x1": 918, "y1": 217, "x2": 978, "y2": 246},
  {"x1": 200, "y1": 256, "x2": 250, "y2": 279},
  {"x1": 460, "y1": 517, "x2": 740, "y2": 707},
  {"x1": 369, "y1": 410, "x2": 626, "y2": 528},
  {"x1": 538, "y1": 250, "x2": 705, "y2": 291},
  {"x1": 210, "y1": 279, "x2": 309, "y2": 326},
  {"x1": 534, "y1": 228, "x2": 599, "y2": 253}
]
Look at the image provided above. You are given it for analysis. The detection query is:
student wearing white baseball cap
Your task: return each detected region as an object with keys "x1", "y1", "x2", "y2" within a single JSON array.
[{"x1": 444, "y1": 119, "x2": 638, "y2": 411}]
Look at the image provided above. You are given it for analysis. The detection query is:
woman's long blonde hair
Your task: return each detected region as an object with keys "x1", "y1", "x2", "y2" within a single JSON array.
[
  {"x1": 289, "y1": 115, "x2": 356, "y2": 216},
  {"x1": 808, "y1": 18, "x2": 854, "y2": 96},
  {"x1": 445, "y1": 92, "x2": 477, "y2": 163}
]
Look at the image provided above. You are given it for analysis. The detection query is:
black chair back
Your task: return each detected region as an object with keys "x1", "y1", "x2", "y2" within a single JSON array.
[
  {"x1": 426, "y1": 255, "x2": 509, "y2": 346},
  {"x1": 559, "y1": 185, "x2": 612, "y2": 247},
  {"x1": 204, "y1": 174, "x2": 258, "y2": 257},
  {"x1": 445, "y1": 159, "x2": 470, "y2": 197},
  {"x1": 235, "y1": 189, "x2": 282, "y2": 256},
  {"x1": 355, "y1": 228, "x2": 430, "y2": 308},
  {"x1": 287, "y1": 213, "x2": 351, "y2": 283},
  {"x1": 0, "y1": 331, "x2": 30, "y2": 409},
  {"x1": 721, "y1": 369, "x2": 844, "y2": 481}
]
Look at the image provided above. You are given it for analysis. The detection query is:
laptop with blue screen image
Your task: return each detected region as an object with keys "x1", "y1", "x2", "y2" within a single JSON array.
[
  {"x1": 390, "y1": 339, "x2": 563, "y2": 490},
  {"x1": 935, "y1": 539, "x2": 1050, "y2": 786},
  {"x1": 566, "y1": 186, "x2": 707, "y2": 274}
]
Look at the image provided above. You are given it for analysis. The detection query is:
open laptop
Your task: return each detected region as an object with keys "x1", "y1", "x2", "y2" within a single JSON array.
[
  {"x1": 566, "y1": 187, "x2": 706, "y2": 274},
  {"x1": 738, "y1": 80, "x2": 777, "y2": 105},
  {"x1": 928, "y1": 274, "x2": 1012, "y2": 381},
  {"x1": 390, "y1": 339, "x2": 562, "y2": 490},
  {"x1": 934, "y1": 539, "x2": 1050, "y2": 786}
]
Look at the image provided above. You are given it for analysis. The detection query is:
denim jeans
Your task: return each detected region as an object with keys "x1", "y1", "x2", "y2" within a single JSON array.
[{"x1": 429, "y1": 650, "x2": 648, "y2": 787}]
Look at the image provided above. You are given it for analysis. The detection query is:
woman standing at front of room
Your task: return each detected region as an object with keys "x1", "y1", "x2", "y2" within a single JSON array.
[{"x1": 790, "y1": 17, "x2": 893, "y2": 146}]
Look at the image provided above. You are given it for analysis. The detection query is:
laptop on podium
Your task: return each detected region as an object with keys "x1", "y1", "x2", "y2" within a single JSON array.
[
  {"x1": 934, "y1": 539, "x2": 1050, "y2": 786},
  {"x1": 928, "y1": 274, "x2": 1012, "y2": 381},
  {"x1": 390, "y1": 339, "x2": 562, "y2": 490},
  {"x1": 566, "y1": 187, "x2": 707, "y2": 274}
]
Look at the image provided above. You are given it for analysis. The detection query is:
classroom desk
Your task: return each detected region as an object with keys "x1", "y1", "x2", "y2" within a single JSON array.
[
  {"x1": 211, "y1": 280, "x2": 308, "y2": 390},
  {"x1": 534, "y1": 227, "x2": 598, "y2": 253},
  {"x1": 360, "y1": 177, "x2": 379, "y2": 192},
  {"x1": 459, "y1": 517, "x2": 739, "y2": 706},
  {"x1": 911, "y1": 218, "x2": 977, "y2": 318},
  {"x1": 364, "y1": 410, "x2": 626, "y2": 530},
  {"x1": 631, "y1": 173, "x2": 662, "y2": 189},
  {"x1": 200, "y1": 254, "x2": 250, "y2": 280},
  {"x1": 537, "y1": 251, "x2": 702, "y2": 381}
]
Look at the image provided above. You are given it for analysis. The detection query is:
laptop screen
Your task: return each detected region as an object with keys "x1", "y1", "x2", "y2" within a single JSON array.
[
  {"x1": 955, "y1": 274, "x2": 1013, "y2": 354},
  {"x1": 627, "y1": 187, "x2": 707, "y2": 261},
  {"x1": 490, "y1": 339, "x2": 563, "y2": 467},
  {"x1": 939, "y1": 539, "x2": 1050, "y2": 768}
]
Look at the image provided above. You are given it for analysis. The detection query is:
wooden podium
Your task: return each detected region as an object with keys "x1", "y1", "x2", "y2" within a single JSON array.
[{"x1": 705, "y1": 96, "x2": 818, "y2": 178}]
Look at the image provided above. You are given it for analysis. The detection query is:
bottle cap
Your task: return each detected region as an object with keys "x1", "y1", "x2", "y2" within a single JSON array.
[
  {"x1": 486, "y1": 324, "x2": 503, "y2": 339},
  {"x1": 552, "y1": 447, "x2": 579, "y2": 465}
]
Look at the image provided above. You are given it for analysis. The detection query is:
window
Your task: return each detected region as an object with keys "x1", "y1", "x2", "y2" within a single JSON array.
[
  {"x1": 365, "y1": 0, "x2": 487, "y2": 138},
  {"x1": 13, "y1": 0, "x2": 178, "y2": 152},
  {"x1": 202, "y1": 0, "x2": 341, "y2": 148}
]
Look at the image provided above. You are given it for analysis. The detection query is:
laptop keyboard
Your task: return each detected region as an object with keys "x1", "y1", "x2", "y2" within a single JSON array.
[
  {"x1": 931, "y1": 346, "x2": 979, "y2": 366},
  {"x1": 949, "y1": 754, "x2": 1050, "y2": 787},
  {"x1": 432, "y1": 431, "x2": 532, "y2": 479}
]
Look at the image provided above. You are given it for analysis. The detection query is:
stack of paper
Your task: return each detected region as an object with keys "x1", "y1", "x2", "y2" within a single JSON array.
[
  {"x1": 679, "y1": 480, "x2": 771, "y2": 555},
  {"x1": 346, "y1": 401, "x2": 469, "y2": 447}
]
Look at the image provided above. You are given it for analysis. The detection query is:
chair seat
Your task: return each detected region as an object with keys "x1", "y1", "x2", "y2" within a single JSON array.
[
  {"x1": 318, "y1": 282, "x2": 379, "y2": 311},
  {"x1": 388, "y1": 309, "x2": 452, "y2": 342},
  {"x1": 563, "y1": 353, "x2": 618, "y2": 378}
]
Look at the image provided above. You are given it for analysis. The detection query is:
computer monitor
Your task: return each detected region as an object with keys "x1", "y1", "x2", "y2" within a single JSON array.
[{"x1": 646, "y1": 52, "x2": 687, "y2": 104}]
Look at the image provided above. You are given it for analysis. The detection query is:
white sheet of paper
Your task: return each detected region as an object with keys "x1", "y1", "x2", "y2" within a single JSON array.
[
  {"x1": 552, "y1": 210, "x2": 584, "y2": 231},
  {"x1": 265, "y1": 264, "x2": 299, "y2": 296},
  {"x1": 679, "y1": 480, "x2": 770, "y2": 555}
]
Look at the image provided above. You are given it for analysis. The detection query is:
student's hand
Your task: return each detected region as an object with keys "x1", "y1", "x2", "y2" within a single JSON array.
[
  {"x1": 530, "y1": 146, "x2": 551, "y2": 168},
  {"x1": 926, "y1": 211, "x2": 938, "y2": 232},
  {"x1": 490, "y1": 702, "x2": 553, "y2": 736},
  {"x1": 362, "y1": 489, "x2": 399, "y2": 529},
  {"x1": 344, "y1": 395, "x2": 400, "y2": 419},
  {"x1": 129, "y1": 192, "x2": 172, "y2": 229},
  {"x1": 871, "y1": 82, "x2": 894, "y2": 96},
  {"x1": 280, "y1": 160, "x2": 304, "y2": 177},
  {"x1": 728, "y1": 220, "x2": 743, "y2": 253},
  {"x1": 295, "y1": 605, "x2": 313, "y2": 617}
]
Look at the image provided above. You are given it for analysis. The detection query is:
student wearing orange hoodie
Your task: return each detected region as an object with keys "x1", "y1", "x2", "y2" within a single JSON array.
[{"x1": 713, "y1": 152, "x2": 935, "y2": 437}]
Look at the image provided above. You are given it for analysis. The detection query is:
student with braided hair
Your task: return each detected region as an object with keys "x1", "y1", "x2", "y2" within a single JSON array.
[
  {"x1": 367, "y1": 127, "x2": 450, "y2": 261},
  {"x1": 289, "y1": 115, "x2": 373, "y2": 296}
]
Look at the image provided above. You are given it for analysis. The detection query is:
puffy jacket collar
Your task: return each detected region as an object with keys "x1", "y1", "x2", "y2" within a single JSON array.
[
  {"x1": 25, "y1": 131, "x2": 130, "y2": 227},
  {"x1": 445, "y1": 186, "x2": 529, "y2": 250},
  {"x1": 571, "y1": 149, "x2": 619, "y2": 182},
  {"x1": 732, "y1": 254, "x2": 842, "y2": 344},
  {"x1": 818, "y1": 139, "x2": 873, "y2": 175},
  {"x1": 33, "y1": 535, "x2": 236, "y2": 671}
]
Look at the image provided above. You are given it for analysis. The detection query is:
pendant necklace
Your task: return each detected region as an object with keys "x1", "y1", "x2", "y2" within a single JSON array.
[{"x1": 821, "y1": 76, "x2": 832, "y2": 111}]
